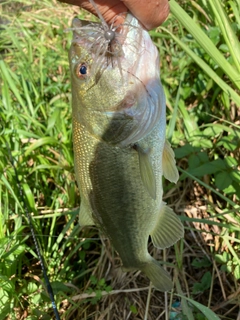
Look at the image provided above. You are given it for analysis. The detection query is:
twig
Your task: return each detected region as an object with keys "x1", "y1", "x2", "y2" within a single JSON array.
[
  {"x1": 208, "y1": 263, "x2": 215, "y2": 308},
  {"x1": 144, "y1": 282, "x2": 152, "y2": 320},
  {"x1": 163, "y1": 249, "x2": 169, "y2": 320},
  {"x1": 70, "y1": 286, "x2": 150, "y2": 301},
  {"x1": 213, "y1": 259, "x2": 227, "y2": 301}
]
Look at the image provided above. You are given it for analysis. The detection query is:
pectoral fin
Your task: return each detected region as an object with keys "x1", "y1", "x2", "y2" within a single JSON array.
[
  {"x1": 135, "y1": 144, "x2": 156, "y2": 200},
  {"x1": 150, "y1": 203, "x2": 184, "y2": 249},
  {"x1": 162, "y1": 140, "x2": 179, "y2": 183},
  {"x1": 79, "y1": 201, "x2": 95, "y2": 226}
]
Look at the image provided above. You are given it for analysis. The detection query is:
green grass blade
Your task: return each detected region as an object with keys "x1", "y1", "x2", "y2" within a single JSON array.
[
  {"x1": 0, "y1": 60, "x2": 26, "y2": 110},
  {"x1": 0, "y1": 174, "x2": 23, "y2": 211},
  {"x1": 24, "y1": 137, "x2": 59, "y2": 156},
  {"x1": 22, "y1": 183, "x2": 36, "y2": 212},
  {"x1": 180, "y1": 216, "x2": 240, "y2": 232},
  {"x1": 21, "y1": 75, "x2": 35, "y2": 117},
  {"x1": 167, "y1": 70, "x2": 185, "y2": 140},
  {"x1": 170, "y1": 0, "x2": 240, "y2": 90},
  {"x1": 175, "y1": 294, "x2": 221, "y2": 320},
  {"x1": 209, "y1": 0, "x2": 240, "y2": 72},
  {"x1": 228, "y1": 1, "x2": 240, "y2": 25},
  {"x1": 160, "y1": 26, "x2": 240, "y2": 106},
  {"x1": 176, "y1": 279, "x2": 195, "y2": 320}
]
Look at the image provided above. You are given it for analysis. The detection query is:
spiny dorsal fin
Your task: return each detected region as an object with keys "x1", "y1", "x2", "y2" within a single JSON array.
[
  {"x1": 162, "y1": 140, "x2": 179, "y2": 183},
  {"x1": 135, "y1": 143, "x2": 156, "y2": 200},
  {"x1": 150, "y1": 203, "x2": 184, "y2": 249}
]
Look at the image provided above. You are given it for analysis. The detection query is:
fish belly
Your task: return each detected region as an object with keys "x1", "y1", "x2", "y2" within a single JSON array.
[{"x1": 73, "y1": 116, "x2": 164, "y2": 269}]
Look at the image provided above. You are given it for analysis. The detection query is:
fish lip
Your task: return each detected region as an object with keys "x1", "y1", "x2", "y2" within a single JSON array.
[{"x1": 70, "y1": 14, "x2": 143, "y2": 67}]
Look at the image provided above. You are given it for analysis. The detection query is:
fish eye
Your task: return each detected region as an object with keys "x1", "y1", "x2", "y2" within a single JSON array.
[
  {"x1": 80, "y1": 64, "x2": 87, "y2": 74},
  {"x1": 76, "y1": 63, "x2": 88, "y2": 79}
]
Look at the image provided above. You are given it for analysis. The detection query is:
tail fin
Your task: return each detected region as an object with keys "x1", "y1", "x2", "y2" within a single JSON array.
[{"x1": 141, "y1": 257, "x2": 173, "y2": 292}]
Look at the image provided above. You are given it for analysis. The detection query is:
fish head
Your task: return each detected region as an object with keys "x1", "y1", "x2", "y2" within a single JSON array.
[
  {"x1": 69, "y1": 15, "x2": 165, "y2": 145},
  {"x1": 69, "y1": 17, "x2": 132, "y2": 111}
]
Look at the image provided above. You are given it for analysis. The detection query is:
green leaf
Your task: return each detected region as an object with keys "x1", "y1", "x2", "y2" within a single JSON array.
[
  {"x1": 225, "y1": 156, "x2": 238, "y2": 167},
  {"x1": 51, "y1": 281, "x2": 72, "y2": 294},
  {"x1": 98, "y1": 278, "x2": 106, "y2": 287},
  {"x1": 193, "y1": 272, "x2": 212, "y2": 294},
  {"x1": 90, "y1": 275, "x2": 98, "y2": 285},
  {"x1": 202, "y1": 126, "x2": 223, "y2": 137},
  {"x1": 192, "y1": 257, "x2": 212, "y2": 268},
  {"x1": 130, "y1": 305, "x2": 138, "y2": 314},
  {"x1": 222, "y1": 136, "x2": 239, "y2": 151},
  {"x1": 175, "y1": 144, "x2": 200, "y2": 159},
  {"x1": 233, "y1": 265, "x2": 240, "y2": 280},
  {"x1": 230, "y1": 171, "x2": 240, "y2": 184},
  {"x1": 188, "y1": 160, "x2": 222, "y2": 176},
  {"x1": 31, "y1": 293, "x2": 42, "y2": 305},
  {"x1": 0, "y1": 275, "x2": 14, "y2": 292},
  {"x1": 207, "y1": 27, "x2": 220, "y2": 46},
  {"x1": 27, "y1": 282, "x2": 38, "y2": 294},
  {"x1": 191, "y1": 138, "x2": 213, "y2": 148},
  {"x1": 105, "y1": 285, "x2": 112, "y2": 293},
  {"x1": 215, "y1": 171, "x2": 232, "y2": 190},
  {"x1": 215, "y1": 252, "x2": 231, "y2": 264},
  {"x1": 188, "y1": 154, "x2": 201, "y2": 169}
]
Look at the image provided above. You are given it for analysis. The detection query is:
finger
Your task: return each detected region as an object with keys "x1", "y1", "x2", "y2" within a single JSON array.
[
  {"x1": 122, "y1": 0, "x2": 170, "y2": 30},
  {"x1": 58, "y1": 0, "x2": 127, "y2": 25}
]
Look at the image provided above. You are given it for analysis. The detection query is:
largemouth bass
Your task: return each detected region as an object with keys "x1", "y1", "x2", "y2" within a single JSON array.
[{"x1": 69, "y1": 14, "x2": 184, "y2": 291}]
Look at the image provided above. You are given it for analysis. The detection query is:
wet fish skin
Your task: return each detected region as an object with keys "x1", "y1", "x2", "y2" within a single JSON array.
[{"x1": 69, "y1": 15, "x2": 184, "y2": 291}]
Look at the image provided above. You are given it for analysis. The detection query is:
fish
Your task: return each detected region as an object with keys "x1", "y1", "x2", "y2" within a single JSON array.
[{"x1": 69, "y1": 12, "x2": 184, "y2": 292}]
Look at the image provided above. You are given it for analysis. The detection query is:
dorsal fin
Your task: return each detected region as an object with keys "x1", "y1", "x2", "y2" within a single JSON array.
[{"x1": 162, "y1": 140, "x2": 179, "y2": 183}]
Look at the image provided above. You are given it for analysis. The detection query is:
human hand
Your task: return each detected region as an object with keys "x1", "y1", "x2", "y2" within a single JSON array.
[{"x1": 58, "y1": 0, "x2": 170, "y2": 30}]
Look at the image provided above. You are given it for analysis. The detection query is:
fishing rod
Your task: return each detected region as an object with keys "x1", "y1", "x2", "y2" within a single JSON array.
[{"x1": 8, "y1": 145, "x2": 61, "y2": 320}]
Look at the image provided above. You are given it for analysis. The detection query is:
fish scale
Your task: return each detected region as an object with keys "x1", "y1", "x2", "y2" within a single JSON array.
[{"x1": 69, "y1": 13, "x2": 184, "y2": 291}]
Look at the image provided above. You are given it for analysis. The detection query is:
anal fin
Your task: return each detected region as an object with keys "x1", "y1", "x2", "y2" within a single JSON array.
[{"x1": 150, "y1": 203, "x2": 184, "y2": 249}]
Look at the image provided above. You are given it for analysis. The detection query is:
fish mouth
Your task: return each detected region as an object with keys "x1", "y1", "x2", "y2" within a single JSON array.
[{"x1": 70, "y1": 14, "x2": 144, "y2": 77}]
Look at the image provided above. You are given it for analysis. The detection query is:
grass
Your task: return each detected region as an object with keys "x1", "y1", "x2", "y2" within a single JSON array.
[{"x1": 0, "y1": 0, "x2": 239, "y2": 319}]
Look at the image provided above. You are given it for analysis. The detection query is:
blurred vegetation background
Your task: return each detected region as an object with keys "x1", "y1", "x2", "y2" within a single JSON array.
[{"x1": 0, "y1": 0, "x2": 239, "y2": 319}]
